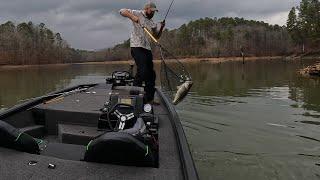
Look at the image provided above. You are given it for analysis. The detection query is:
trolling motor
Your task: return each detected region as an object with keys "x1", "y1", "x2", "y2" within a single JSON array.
[{"x1": 106, "y1": 65, "x2": 135, "y2": 86}]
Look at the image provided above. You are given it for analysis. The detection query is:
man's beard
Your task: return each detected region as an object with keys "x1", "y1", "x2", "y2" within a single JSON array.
[{"x1": 146, "y1": 13, "x2": 154, "y2": 19}]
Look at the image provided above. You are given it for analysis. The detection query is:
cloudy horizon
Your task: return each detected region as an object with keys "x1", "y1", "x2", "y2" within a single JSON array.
[{"x1": 0, "y1": 0, "x2": 301, "y2": 50}]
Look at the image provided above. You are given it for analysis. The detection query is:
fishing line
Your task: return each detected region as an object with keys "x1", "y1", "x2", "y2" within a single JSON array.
[{"x1": 160, "y1": 45, "x2": 191, "y2": 80}]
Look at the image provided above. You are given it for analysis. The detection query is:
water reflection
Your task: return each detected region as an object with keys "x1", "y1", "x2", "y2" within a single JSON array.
[
  {"x1": 0, "y1": 64, "x2": 127, "y2": 107},
  {"x1": 185, "y1": 59, "x2": 320, "y2": 112},
  {"x1": 180, "y1": 59, "x2": 320, "y2": 179}
]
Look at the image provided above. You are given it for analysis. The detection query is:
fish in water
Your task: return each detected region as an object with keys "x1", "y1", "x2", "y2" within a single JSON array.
[{"x1": 173, "y1": 81, "x2": 193, "y2": 105}]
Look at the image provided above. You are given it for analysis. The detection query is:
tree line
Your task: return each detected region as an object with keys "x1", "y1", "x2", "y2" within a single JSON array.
[
  {"x1": 1, "y1": 0, "x2": 318, "y2": 65},
  {"x1": 0, "y1": 21, "x2": 103, "y2": 65},
  {"x1": 105, "y1": 17, "x2": 293, "y2": 61},
  {"x1": 287, "y1": 0, "x2": 320, "y2": 53},
  {"x1": 107, "y1": 0, "x2": 320, "y2": 61}
]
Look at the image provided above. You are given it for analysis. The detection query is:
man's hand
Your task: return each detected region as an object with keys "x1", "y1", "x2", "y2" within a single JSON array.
[
  {"x1": 160, "y1": 20, "x2": 166, "y2": 28},
  {"x1": 120, "y1": 9, "x2": 140, "y2": 24},
  {"x1": 156, "y1": 20, "x2": 166, "y2": 38}
]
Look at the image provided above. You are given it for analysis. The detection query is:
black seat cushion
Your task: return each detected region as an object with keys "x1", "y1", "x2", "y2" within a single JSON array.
[
  {"x1": 84, "y1": 132, "x2": 155, "y2": 167},
  {"x1": 0, "y1": 120, "x2": 39, "y2": 154}
]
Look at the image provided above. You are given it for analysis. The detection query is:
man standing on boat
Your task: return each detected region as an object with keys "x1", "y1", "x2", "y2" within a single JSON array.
[{"x1": 119, "y1": 2, "x2": 165, "y2": 104}]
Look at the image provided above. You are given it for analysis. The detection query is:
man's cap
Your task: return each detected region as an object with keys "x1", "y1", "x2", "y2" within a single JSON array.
[{"x1": 144, "y1": 2, "x2": 158, "y2": 12}]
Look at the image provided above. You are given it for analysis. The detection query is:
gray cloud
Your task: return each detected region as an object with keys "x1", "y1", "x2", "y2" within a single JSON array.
[{"x1": 0, "y1": 0, "x2": 300, "y2": 50}]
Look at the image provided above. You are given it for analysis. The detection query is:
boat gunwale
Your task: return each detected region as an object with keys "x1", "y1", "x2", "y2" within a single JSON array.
[
  {"x1": 0, "y1": 83, "x2": 97, "y2": 120},
  {"x1": 156, "y1": 88, "x2": 199, "y2": 180}
]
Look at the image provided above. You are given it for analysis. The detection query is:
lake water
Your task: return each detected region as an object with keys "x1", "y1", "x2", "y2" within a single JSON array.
[{"x1": 1, "y1": 59, "x2": 320, "y2": 179}]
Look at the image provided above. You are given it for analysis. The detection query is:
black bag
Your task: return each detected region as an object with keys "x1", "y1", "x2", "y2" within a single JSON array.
[{"x1": 0, "y1": 120, "x2": 39, "y2": 154}]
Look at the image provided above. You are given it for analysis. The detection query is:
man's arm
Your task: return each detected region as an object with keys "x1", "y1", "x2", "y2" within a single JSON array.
[{"x1": 119, "y1": 9, "x2": 139, "y2": 23}]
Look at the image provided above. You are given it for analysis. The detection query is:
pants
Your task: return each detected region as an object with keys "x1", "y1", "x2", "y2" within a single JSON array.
[{"x1": 131, "y1": 47, "x2": 156, "y2": 102}]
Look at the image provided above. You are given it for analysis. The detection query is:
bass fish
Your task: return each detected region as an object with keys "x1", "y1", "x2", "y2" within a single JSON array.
[{"x1": 173, "y1": 81, "x2": 193, "y2": 105}]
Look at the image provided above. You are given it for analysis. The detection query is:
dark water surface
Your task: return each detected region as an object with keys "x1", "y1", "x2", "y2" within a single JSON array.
[{"x1": 1, "y1": 59, "x2": 320, "y2": 179}]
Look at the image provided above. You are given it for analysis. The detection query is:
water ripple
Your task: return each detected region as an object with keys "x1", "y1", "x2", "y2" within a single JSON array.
[
  {"x1": 204, "y1": 150, "x2": 265, "y2": 156},
  {"x1": 298, "y1": 121, "x2": 320, "y2": 126},
  {"x1": 184, "y1": 92, "x2": 246, "y2": 107},
  {"x1": 184, "y1": 120, "x2": 222, "y2": 132},
  {"x1": 296, "y1": 135, "x2": 320, "y2": 143},
  {"x1": 247, "y1": 86, "x2": 290, "y2": 100}
]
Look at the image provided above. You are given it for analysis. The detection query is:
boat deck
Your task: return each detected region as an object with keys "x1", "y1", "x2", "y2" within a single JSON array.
[{"x1": 0, "y1": 83, "x2": 184, "y2": 179}]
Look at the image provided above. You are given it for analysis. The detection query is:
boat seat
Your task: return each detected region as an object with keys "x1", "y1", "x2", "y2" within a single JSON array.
[
  {"x1": 0, "y1": 120, "x2": 40, "y2": 154},
  {"x1": 58, "y1": 124, "x2": 106, "y2": 145},
  {"x1": 19, "y1": 125, "x2": 45, "y2": 138},
  {"x1": 84, "y1": 132, "x2": 155, "y2": 167},
  {"x1": 41, "y1": 143, "x2": 86, "y2": 161}
]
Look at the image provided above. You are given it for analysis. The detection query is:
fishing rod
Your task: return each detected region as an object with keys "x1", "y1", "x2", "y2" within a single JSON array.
[
  {"x1": 157, "y1": 0, "x2": 175, "y2": 37},
  {"x1": 164, "y1": 0, "x2": 175, "y2": 22}
]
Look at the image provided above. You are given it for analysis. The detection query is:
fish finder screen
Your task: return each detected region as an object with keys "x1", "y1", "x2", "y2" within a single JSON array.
[{"x1": 119, "y1": 98, "x2": 133, "y2": 105}]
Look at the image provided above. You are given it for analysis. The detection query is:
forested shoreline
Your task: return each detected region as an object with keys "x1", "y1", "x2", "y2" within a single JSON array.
[
  {"x1": 0, "y1": 0, "x2": 319, "y2": 65},
  {"x1": 287, "y1": 0, "x2": 320, "y2": 54},
  {"x1": 105, "y1": 18, "x2": 293, "y2": 61},
  {"x1": 0, "y1": 21, "x2": 104, "y2": 65}
]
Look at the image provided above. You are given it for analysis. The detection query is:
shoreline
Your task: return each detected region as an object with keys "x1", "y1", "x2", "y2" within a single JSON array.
[{"x1": 0, "y1": 56, "x2": 319, "y2": 69}]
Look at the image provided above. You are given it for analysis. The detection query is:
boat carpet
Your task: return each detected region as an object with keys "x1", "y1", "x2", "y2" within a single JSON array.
[
  {"x1": 33, "y1": 84, "x2": 113, "y2": 134},
  {"x1": 41, "y1": 143, "x2": 86, "y2": 161},
  {"x1": 58, "y1": 124, "x2": 106, "y2": 145}
]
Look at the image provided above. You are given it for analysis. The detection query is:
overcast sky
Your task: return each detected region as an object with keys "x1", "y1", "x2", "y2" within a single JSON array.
[{"x1": 0, "y1": 0, "x2": 300, "y2": 50}]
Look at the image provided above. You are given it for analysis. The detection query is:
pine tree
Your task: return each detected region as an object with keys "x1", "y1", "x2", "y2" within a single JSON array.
[
  {"x1": 287, "y1": 8, "x2": 297, "y2": 35},
  {"x1": 287, "y1": 7, "x2": 302, "y2": 44}
]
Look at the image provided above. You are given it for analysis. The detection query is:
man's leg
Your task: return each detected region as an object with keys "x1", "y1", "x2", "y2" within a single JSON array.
[
  {"x1": 131, "y1": 47, "x2": 156, "y2": 102},
  {"x1": 144, "y1": 50, "x2": 156, "y2": 102},
  {"x1": 131, "y1": 48, "x2": 145, "y2": 87}
]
